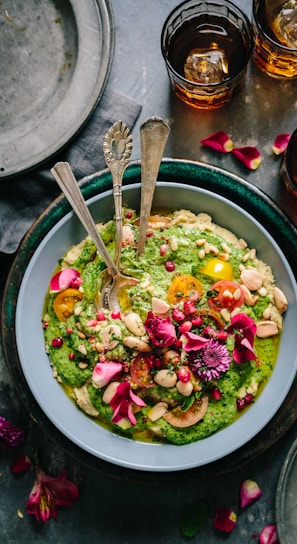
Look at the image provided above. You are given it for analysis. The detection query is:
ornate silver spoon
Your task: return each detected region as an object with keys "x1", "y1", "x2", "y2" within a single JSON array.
[{"x1": 51, "y1": 160, "x2": 137, "y2": 312}]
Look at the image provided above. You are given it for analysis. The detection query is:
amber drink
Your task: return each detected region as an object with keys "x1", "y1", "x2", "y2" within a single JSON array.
[
  {"x1": 281, "y1": 129, "x2": 297, "y2": 200},
  {"x1": 252, "y1": 0, "x2": 297, "y2": 78},
  {"x1": 161, "y1": 0, "x2": 253, "y2": 110}
]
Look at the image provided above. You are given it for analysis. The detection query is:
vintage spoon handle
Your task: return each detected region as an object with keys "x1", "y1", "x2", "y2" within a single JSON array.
[
  {"x1": 103, "y1": 120, "x2": 133, "y2": 267},
  {"x1": 137, "y1": 116, "x2": 170, "y2": 257},
  {"x1": 51, "y1": 161, "x2": 119, "y2": 278}
]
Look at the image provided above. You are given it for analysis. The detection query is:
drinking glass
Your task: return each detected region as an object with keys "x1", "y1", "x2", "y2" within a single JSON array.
[
  {"x1": 252, "y1": 0, "x2": 297, "y2": 78},
  {"x1": 161, "y1": 0, "x2": 253, "y2": 110}
]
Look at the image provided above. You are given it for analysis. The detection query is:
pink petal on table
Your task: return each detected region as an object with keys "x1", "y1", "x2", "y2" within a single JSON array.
[
  {"x1": 259, "y1": 524, "x2": 279, "y2": 544},
  {"x1": 240, "y1": 479, "x2": 262, "y2": 508},
  {"x1": 200, "y1": 131, "x2": 234, "y2": 153},
  {"x1": 232, "y1": 146, "x2": 262, "y2": 170},
  {"x1": 213, "y1": 508, "x2": 237, "y2": 533},
  {"x1": 272, "y1": 133, "x2": 291, "y2": 155}
]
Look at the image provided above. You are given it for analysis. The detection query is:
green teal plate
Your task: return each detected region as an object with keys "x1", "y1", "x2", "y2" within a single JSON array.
[{"x1": 2, "y1": 159, "x2": 297, "y2": 484}]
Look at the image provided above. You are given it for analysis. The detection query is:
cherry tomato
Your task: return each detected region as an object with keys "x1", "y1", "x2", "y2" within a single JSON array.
[
  {"x1": 168, "y1": 275, "x2": 203, "y2": 305},
  {"x1": 207, "y1": 280, "x2": 244, "y2": 312},
  {"x1": 53, "y1": 288, "x2": 83, "y2": 322},
  {"x1": 199, "y1": 258, "x2": 233, "y2": 281},
  {"x1": 130, "y1": 355, "x2": 155, "y2": 388}
]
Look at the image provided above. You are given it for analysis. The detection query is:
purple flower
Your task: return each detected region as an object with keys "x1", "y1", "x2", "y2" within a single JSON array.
[
  {"x1": 190, "y1": 339, "x2": 231, "y2": 381},
  {"x1": 0, "y1": 416, "x2": 25, "y2": 449}
]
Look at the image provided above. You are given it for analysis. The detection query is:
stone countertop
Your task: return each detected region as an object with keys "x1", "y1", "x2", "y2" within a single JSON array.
[{"x1": 1, "y1": 0, "x2": 297, "y2": 542}]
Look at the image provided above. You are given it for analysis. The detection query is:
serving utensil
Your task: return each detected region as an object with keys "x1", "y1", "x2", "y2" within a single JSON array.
[
  {"x1": 51, "y1": 161, "x2": 137, "y2": 311},
  {"x1": 137, "y1": 116, "x2": 170, "y2": 256}
]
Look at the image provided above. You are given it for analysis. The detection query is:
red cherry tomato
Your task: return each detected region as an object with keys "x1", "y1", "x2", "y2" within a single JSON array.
[
  {"x1": 130, "y1": 355, "x2": 155, "y2": 388},
  {"x1": 208, "y1": 280, "x2": 244, "y2": 312}
]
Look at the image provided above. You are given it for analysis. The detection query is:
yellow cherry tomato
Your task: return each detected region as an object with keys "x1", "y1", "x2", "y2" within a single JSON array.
[
  {"x1": 53, "y1": 288, "x2": 83, "y2": 322},
  {"x1": 168, "y1": 275, "x2": 203, "y2": 305},
  {"x1": 199, "y1": 258, "x2": 233, "y2": 281}
]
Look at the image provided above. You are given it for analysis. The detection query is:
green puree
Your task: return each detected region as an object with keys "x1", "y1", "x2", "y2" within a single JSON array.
[{"x1": 44, "y1": 211, "x2": 283, "y2": 445}]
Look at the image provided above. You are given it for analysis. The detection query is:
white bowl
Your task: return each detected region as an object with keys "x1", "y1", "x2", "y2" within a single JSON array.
[{"x1": 13, "y1": 174, "x2": 297, "y2": 472}]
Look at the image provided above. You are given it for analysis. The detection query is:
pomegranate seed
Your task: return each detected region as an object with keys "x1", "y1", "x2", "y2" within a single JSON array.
[
  {"x1": 244, "y1": 394, "x2": 254, "y2": 405},
  {"x1": 70, "y1": 277, "x2": 83, "y2": 288},
  {"x1": 174, "y1": 338, "x2": 182, "y2": 349},
  {"x1": 146, "y1": 231, "x2": 154, "y2": 238},
  {"x1": 191, "y1": 316, "x2": 203, "y2": 326},
  {"x1": 160, "y1": 243, "x2": 169, "y2": 256},
  {"x1": 178, "y1": 367, "x2": 191, "y2": 383},
  {"x1": 126, "y1": 212, "x2": 133, "y2": 219},
  {"x1": 68, "y1": 352, "x2": 75, "y2": 360},
  {"x1": 211, "y1": 386, "x2": 222, "y2": 400},
  {"x1": 236, "y1": 398, "x2": 246, "y2": 411},
  {"x1": 51, "y1": 337, "x2": 63, "y2": 348},
  {"x1": 165, "y1": 261, "x2": 175, "y2": 272},
  {"x1": 179, "y1": 320, "x2": 192, "y2": 334},
  {"x1": 97, "y1": 309, "x2": 106, "y2": 321},
  {"x1": 42, "y1": 321, "x2": 49, "y2": 329},
  {"x1": 203, "y1": 326, "x2": 217, "y2": 338},
  {"x1": 172, "y1": 308, "x2": 185, "y2": 322},
  {"x1": 183, "y1": 300, "x2": 196, "y2": 314},
  {"x1": 217, "y1": 330, "x2": 228, "y2": 341},
  {"x1": 66, "y1": 327, "x2": 73, "y2": 334},
  {"x1": 111, "y1": 311, "x2": 121, "y2": 320}
]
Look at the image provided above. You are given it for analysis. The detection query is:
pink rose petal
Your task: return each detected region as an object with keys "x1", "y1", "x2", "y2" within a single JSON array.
[
  {"x1": 232, "y1": 146, "x2": 262, "y2": 170},
  {"x1": 213, "y1": 508, "x2": 237, "y2": 533},
  {"x1": 50, "y1": 268, "x2": 81, "y2": 293},
  {"x1": 92, "y1": 362, "x2": 123, "y2": 389},
  {"x1": 272, "y1": 133, "x2": 291, "y2": 155},
  {"x1": 259, "y1": 524, "x2": 279, "y2": 544},
  {"x1": 240, "y1": 479, "x2": 262, "y2": 508},
  {"x1": 200, "y1": 131, "x2": 234, "y2": 153}
]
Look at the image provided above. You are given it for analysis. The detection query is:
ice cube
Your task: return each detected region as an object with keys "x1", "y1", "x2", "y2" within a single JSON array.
[
  {"x1": 271, "y1": 0, "x2": 297, "y2": 48},
  {"x1": 184, "y1": 46, "x2": 229, "y2": 84}
]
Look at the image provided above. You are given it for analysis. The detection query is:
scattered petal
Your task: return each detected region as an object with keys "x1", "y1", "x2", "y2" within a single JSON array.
[
  {"x1": 109, "y1": 382, "x2": 146, "y2": 426},
  {"x1": 200, "y1": 131, "x2": 234, "y2": 153},
  {"x1": 180, "y1": 499, "x2": 208, "y2": 537},
  {"x1": 182, "y1": 331, "x2": 209, "y2": 352},
  {"x1": 11, "y1": 454, "x2": 32, "y2": 475},
  {"x1": 213, "y1": 508, "x2": 237, "y2": 533},
  {"x1": 232, "y1": 146, "x2": 262, "y2": 170},
  {"x1": 26, "y1": 455, "x2": 79, "y2": 522},
  {"x1": 240, "y1": 479, "x2": 262, "y2": 508},
  {"x1": 259, "y1": 524, "x2": 279, "y2": 544},
  {"x1": 50, "y1": 268, "x2": 81, "y2": 293},
  {"x1": 92, "y1": 361, "x2": 123, "y2": 389},
  {"x1": 0, "y1": 416, "x2": 25, "y2": 449},
  {"x1": 144, "y1": 311, "x2": 177, "y2": 347},
  {"x1": 272, "y1": 133, "x2": 291, "y2": 155}
]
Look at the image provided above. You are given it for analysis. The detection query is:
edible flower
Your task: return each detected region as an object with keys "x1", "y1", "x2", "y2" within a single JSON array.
[
  {"x1": 50, "y1": 268, "x2": 81, "y2": 293},
  {"x1": 200, "y1": 131, "x2": 234, "y2": 153},
  {"x1": 227, "y1": 313, "x2": 257, "y2": 364},
  {"x1": 11, "y1": 454, "x2": 32, "y2": 475},
  {"x1": 259, "y1": 524, "x2": 279, "y2": 544},
  {"x1": 232, "y1": 146, "x2": 262, "y2": 170},
  {"x1": 240, "y1": 479, "x2": 262, "y2": 508},
  {"x1": 109, "y1": 382, "x2": 146, "y2": 426},
  {"x1": 189, "y1": 338, "x2": 231, "y2": 381},
  {"x1": 0, "y1": 416, "x2": 25, "y2": 449},
  {"x1": 144, "y1": 311, "x2": 176, "y2": 347},
  {"x1": 26, "y1": 452, "x2": 79, "y2": 522},
  {"x1": 182, "y1": 331, "x2": 210, "y2": 352},
  {"x1": 213, "y1": 508, "x2": 237, "y2": 533},
  {"x1": 92, "y1": 361, "x2": 123, "y2": 389},
  {"x1": 272, "y1": 133, "x2": 291, "y2": 155}
]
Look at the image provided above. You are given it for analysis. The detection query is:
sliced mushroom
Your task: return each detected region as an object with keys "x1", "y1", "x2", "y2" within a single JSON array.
[
  {"x1": 163, "y1": 396, "x2": 208, "y2": 428},
  {"x1": 147, "y1": 401, "x2": 169, "y2": 422}
]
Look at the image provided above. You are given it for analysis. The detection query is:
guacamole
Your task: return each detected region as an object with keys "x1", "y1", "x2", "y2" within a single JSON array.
[{"x1": 43, "y1": 209, "x2": 287, "y2": 445}]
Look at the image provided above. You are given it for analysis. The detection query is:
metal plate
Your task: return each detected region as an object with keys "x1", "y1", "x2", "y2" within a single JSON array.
[
  {"x1": 276, "y1": 436, "x2": 297, "y2": 544},
  {"x1": 0, "y1": 0, "x2": 114, "y2": 179}
]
